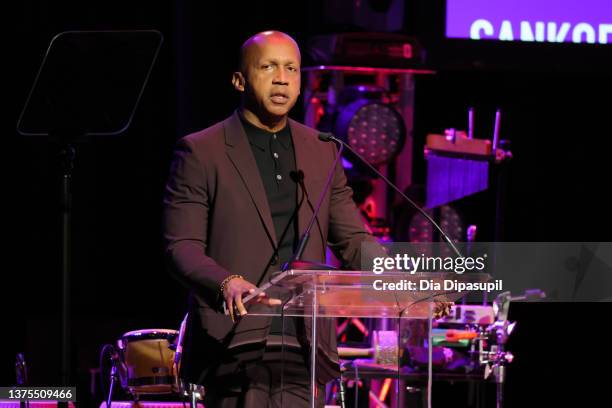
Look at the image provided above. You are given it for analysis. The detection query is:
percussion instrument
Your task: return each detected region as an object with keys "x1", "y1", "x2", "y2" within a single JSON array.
[{"x1": 116, "y1": 329, "x2": 179, "y2": 395}]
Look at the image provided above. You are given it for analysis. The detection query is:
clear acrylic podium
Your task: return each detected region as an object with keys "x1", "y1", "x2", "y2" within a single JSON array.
[{"x1": 245, "y1": 270, "x2": 491, "y2": 407}]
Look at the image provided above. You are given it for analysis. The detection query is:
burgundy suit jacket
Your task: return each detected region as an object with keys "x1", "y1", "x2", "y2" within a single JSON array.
[{"x1": 163, "y1": 111, "x2": 378, "y2": 385}]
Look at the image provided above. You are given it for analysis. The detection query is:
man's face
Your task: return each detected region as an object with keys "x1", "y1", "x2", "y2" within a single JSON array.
[{"x1": 237, "y1": 37, "x2": 301, "y2": 119}]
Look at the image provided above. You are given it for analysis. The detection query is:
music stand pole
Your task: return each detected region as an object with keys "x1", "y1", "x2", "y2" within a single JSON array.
[{"x1": 59, "y1": 143, "x2": 76, "y2": 388}]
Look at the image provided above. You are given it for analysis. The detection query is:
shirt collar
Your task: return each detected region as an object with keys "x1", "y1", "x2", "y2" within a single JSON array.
[{"x1": 238, "y1": 111, "x2": 292, "y2": 151}]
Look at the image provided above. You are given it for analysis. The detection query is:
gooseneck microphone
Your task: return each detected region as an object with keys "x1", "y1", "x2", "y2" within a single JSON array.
[
  {"x1": 289, "y1": 170, "x2": 325, "y2": 254},
  {"x1": 282, "y1": 142, "x2": 345, "y2": 271},
  {"x1": 318, "y1": 132, "x2": 463, "y2": 259}
]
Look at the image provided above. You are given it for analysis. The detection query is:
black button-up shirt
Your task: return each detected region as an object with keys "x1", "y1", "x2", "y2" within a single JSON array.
[{"x1": 239, "y1": 113, "x2": 299, "y2": 336}]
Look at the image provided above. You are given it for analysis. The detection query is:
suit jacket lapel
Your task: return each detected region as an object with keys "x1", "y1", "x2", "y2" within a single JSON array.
[{"x1": 224, "y1": 111, "x2": 277, "y2": 246}]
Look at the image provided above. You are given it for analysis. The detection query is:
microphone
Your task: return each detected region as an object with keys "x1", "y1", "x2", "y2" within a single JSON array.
[
  {"x1": 282, "y1": 141, "x2": 345, "y2": 271},
  {"x1": 289, "y1": 170, "x2": 327, "y2": 269},
  {"x1": 289, "y1": 170, "x2": 324, "y2": 245},
  {"x1": 289, "y1": 169, "x2": 305, "y2": 186},
  {"x1": 241, "y1": 146, "x2": 343, "y2": 305},
  {"x1": 318, "y1": 132, "x2": 463, "y2": 259}
]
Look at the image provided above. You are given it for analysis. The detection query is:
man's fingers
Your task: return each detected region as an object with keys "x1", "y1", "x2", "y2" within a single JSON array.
[
  {"x1": 223, "y1": 279, "x2": 261, "y2": 321},
  {"x1": 253, "y1": 292, "x2": 281, "y2": 306},
  {"x1": 234, "y1": 295, "x2": 248, "y2": 317},
  {"x1": 257, "y1": 297, "x2": 282, "y2": 306},
  {"x1": 227, "y1": 298, "x2": 235, "y2": 323}
]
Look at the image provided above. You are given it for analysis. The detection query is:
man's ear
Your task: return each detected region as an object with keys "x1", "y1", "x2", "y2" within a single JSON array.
[{"x1": 232, "y1": 72, "x2": 246, "y2": 92}]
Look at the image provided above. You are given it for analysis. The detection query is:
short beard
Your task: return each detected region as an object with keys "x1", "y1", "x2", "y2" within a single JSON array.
[{"x1": 242, "y1": 89, "x2": 288, "y2": 127}]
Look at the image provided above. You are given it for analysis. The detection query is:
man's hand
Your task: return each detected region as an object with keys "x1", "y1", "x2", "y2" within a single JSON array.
[{"x1": 222, "y1": 277, "x2": 281, "y2": 323}]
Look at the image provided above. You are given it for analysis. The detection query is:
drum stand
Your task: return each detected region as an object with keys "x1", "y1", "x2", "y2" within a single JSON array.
[
  {"x1": 184, "y1": 383, "x2": 205, "y2": 408},
  {"x1": 104, "y1": 363, "x2": 204, "y2": 408},
  {"x1": 477, "y1": 290, "x2": 543, "y2": 408},
  {"x1": 478, "y1": 322, "x2": 514, "y2": 408}
]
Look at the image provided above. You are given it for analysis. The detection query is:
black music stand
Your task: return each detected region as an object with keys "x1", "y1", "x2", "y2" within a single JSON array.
[{"x1": 16, "y1": 30, "x2": 163, "y2": 389}]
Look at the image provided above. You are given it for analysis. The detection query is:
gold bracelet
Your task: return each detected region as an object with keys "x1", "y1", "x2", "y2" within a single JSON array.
[{"x1": 220, "y1": 274, "x2": 243, "y2": 293}]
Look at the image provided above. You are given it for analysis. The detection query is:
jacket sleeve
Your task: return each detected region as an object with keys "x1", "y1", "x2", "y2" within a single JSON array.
[
  {"x1": 163, "y1": 137, "x2": 231, "y2": 305},
  {"x1": 326, "y1": 144, "x2": 386, "y2": 270}
]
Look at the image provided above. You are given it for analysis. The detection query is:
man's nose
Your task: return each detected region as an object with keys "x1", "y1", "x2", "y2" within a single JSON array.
[{"x1": 273, "y1": 68, "x2": 289, "y2": 85}]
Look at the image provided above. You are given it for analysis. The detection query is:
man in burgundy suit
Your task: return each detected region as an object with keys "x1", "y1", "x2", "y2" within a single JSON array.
[{"x1": 163, "y1": 31, "x2": 380, "y2": 407}]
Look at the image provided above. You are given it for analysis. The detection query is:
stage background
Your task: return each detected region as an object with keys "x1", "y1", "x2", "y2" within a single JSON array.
[{"x1": 2, "y1": 1, "x2": 610, "y2": 406}]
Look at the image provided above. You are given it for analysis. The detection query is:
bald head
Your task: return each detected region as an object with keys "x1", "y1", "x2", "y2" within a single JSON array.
[
  {"x1": 239, "y1": 31, "x2": 301, "y2": 74},
  {"x1": 232, "y1": 30, "x2": 302, "y2": 129}
]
